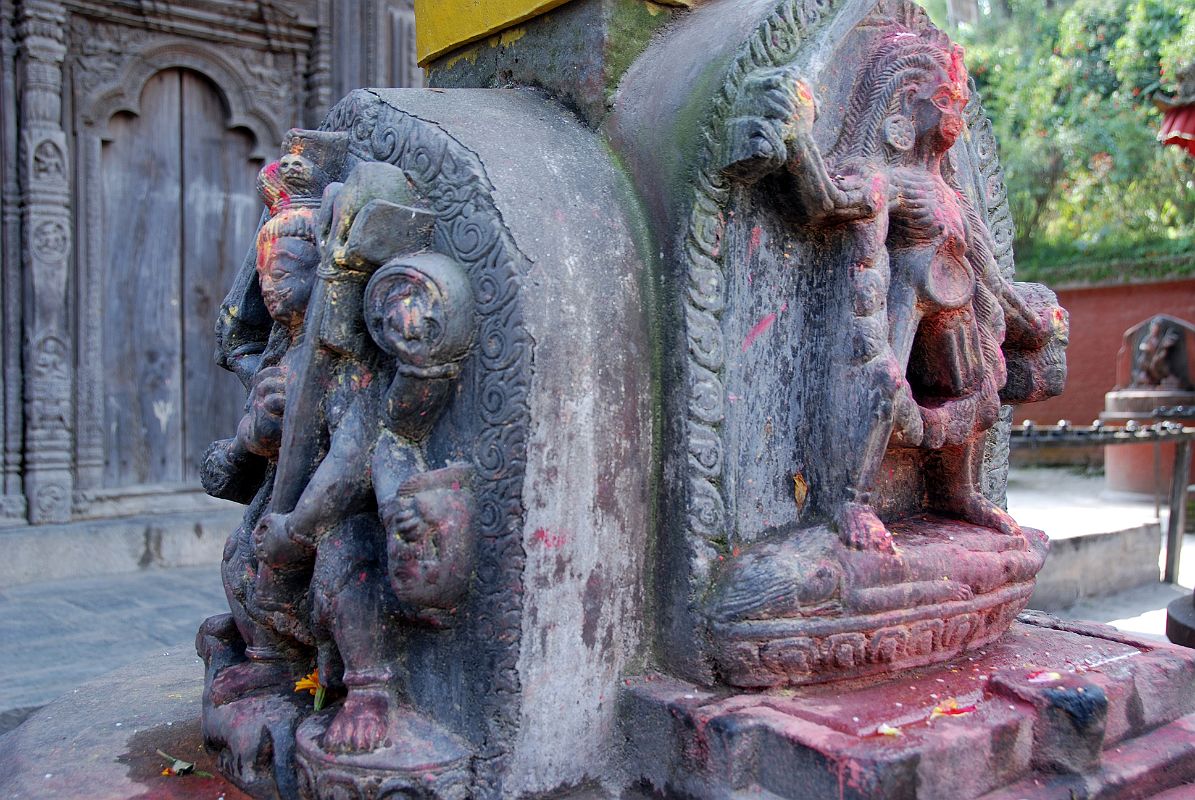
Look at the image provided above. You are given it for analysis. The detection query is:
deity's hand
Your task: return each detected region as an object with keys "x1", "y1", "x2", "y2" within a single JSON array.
[
  {"x1": 722, "y1": 67, "x2": 814, "y2": 181},
  {"x1": 781, "y1": 79, "x2": 817, "y2": 142},
  {"x1": 253, "y1": 512, "x2": 312, "y2": 567},
  {"x1": 236, "y1": 367, "x2": 287, "y2": 458}
]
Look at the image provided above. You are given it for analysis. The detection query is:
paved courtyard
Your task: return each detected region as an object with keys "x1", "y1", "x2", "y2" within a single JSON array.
[
  {"x1": 0, "y1": 565, "x2": 226, "y2": 735},
  {"x1": 1, "y1": 466, "x2": 1192, "y2": 738}
]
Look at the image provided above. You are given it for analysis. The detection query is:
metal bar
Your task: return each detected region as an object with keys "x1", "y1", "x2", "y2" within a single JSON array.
[
  {"x1": 1156, "y1": 440, "x2": 1162, "y2": 520},
  {"x1": 1165, "y1": 440, "x2": 1192, "y2": 584}
]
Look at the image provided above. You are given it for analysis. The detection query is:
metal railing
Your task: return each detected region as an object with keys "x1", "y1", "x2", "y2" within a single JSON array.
[{"x1": 1011, "y1": 411, "x2": 1195, "y2": 583}]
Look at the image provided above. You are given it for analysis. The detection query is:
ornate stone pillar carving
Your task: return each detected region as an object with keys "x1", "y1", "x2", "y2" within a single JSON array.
[
  {"x1": 16, "y1": 0, "x2": 71, "y2": 523},
  {"x1": 1, "y1": 0, "x2": 27, "y2": 521}
]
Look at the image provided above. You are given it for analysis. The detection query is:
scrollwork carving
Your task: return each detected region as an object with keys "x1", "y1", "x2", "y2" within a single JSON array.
[{"x1": 319, "y1": 92, "x2": 533, "y2": 798}]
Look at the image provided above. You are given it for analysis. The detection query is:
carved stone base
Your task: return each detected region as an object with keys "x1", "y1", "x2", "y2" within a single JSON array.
[
  {"x1": 705, "y1": 518, "x2": 1049, "y2": 687},
  {"x1": 198, "y1": 613, "x2": 312, "y2": 800},
  {"x1": 294, "y1": 708, "x2": 472, "y2": 800},
  {"x1": 623, "y1": 613, "x2": 1195, "y2": 799}
]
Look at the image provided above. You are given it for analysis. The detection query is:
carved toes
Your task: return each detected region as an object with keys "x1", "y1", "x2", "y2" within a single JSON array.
[{"x1": 837, "y1": 502, "x2": 895, "y2": 555}]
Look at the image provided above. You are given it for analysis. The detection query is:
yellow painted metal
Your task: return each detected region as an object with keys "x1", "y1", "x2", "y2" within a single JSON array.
[{"x1": 415, "y1": 0, "x2": 691, "y2": 65}]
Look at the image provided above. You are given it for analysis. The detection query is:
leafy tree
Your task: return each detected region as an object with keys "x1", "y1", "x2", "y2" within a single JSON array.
[{"x1": 928, "y1": 0, "x2": 1195, "y2": 283}]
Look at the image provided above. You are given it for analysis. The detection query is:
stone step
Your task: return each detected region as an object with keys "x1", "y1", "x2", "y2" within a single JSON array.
[
  {"x1": 981, "y1": 712, "x2": 1195, "y2": 799},
  {"x1": 622, "y1": 613, "x2": 1195, "y2": 800}
]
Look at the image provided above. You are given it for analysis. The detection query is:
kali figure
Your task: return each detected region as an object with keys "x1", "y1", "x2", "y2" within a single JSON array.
[{"x1": 736, "y1": 25, "x2": 1065, "y2": 552}]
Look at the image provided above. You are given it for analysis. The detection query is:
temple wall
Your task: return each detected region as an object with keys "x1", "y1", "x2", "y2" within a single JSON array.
[
  {"x1": 1015, "y1": 277, "x2": 1195, "y2": 428},
  {"x1": 0, "y1": 0, "x2": 421, "y2": 583}
]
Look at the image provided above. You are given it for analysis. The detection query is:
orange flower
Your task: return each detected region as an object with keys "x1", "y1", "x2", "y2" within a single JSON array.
[
  {"x1": 295, "y1": 669, "x2": 320, "y2": 695},
  {"x1": 930, "y1": 697, "x2": 977, "y2": 720},
  {"x1": 294, "y1": 669, "x2": 327, "y2": 710}
]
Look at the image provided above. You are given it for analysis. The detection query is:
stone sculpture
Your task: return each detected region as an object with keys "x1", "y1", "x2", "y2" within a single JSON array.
[
  {"x1": 187, "y1": 2, "x2": 1195, "y2": 799},
  {"x1": 199, "y1": 135, "x2": 481, "y2": 798},
  {"x1": 1130, "y1": 315, "x2": 1193, "y2": 390}
]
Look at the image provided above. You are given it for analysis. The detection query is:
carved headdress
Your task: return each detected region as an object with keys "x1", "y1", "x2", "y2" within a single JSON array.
[
  {"x1": 256, "y1": 130, "x2": 349, "y2": 251},
  {"x1": 829, "y1": 25, "x2": 967, "y2": 162}
]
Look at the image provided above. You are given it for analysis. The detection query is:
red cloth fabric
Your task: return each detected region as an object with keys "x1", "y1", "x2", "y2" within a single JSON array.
[{"x1": 1160, "y1": 104, "x2": 1195, "y2": 156}]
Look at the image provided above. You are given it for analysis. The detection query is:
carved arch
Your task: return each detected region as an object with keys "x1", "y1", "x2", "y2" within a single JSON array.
[{"x1": 78, "y1": 41, "x2": 285, "y2": 158}]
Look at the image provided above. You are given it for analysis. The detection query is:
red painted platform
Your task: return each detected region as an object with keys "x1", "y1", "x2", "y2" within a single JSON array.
[{"x1": 623, "y1": 612, "x2": 1195, "y2": 799}]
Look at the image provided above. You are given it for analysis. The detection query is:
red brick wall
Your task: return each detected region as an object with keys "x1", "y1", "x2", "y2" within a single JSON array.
[{"x1": 1012, "y1": 278, "x2": 1195, "y2": 426}]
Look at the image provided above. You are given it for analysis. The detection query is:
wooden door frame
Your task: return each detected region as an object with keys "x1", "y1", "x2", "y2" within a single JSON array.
[{"x1": 68, "y1": 22, "x2": 294, "y2": 517}]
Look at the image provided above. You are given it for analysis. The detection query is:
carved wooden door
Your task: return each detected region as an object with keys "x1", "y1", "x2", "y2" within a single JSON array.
[{"x1": 100, "y1": 68, "x2": 260, "y2": 489}]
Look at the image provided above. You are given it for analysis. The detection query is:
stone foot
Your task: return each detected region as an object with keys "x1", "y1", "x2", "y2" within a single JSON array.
[
  {"x1": 959, "y1": 493, "x2": 1022, "y2": 537},
  {"x1": 209, "y1": 658, "x2": 295, "y2": 707},
  {"x1": 323, "y1": 685, "x2": 396, "y2": 754},
  {"x1": 836, "y1": 501, "x2": 895, "y2": 554}
]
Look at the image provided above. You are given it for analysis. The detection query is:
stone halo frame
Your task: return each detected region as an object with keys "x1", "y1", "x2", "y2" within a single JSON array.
[
  {"x1": 320, "y1": 89, "x2": 533, "y2": 800},
  {"x1": 675, "y1": 0, "x2": 1019, "y2": 591}
]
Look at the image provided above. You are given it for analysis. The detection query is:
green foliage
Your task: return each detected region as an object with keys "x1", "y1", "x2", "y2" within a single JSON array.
[{"x1": 942, "y1": 0, "x2": 1195, "y2": 284}]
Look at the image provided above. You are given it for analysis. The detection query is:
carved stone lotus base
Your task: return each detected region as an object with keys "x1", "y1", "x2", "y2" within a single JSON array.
[
  {"x1": 294, "y1": 708, "x2": 472, "y2": 800},
  {"x1": 623, "y1": 613, "x2": 1195, "y2": 799},
  {"x1": 705, "y1": 518, "x2": 1049, "y2": 688}
]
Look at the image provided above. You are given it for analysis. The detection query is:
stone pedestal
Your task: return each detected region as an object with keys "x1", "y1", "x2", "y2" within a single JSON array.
[
  {"x1": 623, "y1": 612, "x2": 1195, "y2": 800},
  {"x1": 1101, "y1": 389, "x2": 1195, "y2": 496}
]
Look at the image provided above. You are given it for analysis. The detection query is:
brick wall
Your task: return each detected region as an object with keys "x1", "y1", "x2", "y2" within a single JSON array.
[{"x1": 1013, "y1": 277, "x2": 1195, "y2": 426}]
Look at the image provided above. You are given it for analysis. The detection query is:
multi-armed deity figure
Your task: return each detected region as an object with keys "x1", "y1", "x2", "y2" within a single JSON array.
[
  {"x1": 725, "y1": 24, "x2": 1065, "y2": 555},
  {"x1": 199, "y1": 136, "x2": 479, "y2": 796},
  {"x1": 702, "y1": 16, "x2": 1068, "y2": 687}
]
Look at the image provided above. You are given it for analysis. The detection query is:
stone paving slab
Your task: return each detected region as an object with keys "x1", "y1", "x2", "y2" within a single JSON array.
[{"x1": 0, "y1": 566, "x2": 225, "y2": 727}]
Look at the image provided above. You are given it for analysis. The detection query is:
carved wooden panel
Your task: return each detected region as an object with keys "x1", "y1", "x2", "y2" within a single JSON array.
[{"x1": 99, "y1": 69, "x2": 256, "y2": 488}]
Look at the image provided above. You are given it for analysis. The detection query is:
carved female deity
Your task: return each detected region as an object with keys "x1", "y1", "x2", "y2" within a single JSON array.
[
  {"x1": 253, "y1": 253, "x2": 477, "y2": 755},
  {"x1": 201, "y1": 133, "x2": 344, "y2": 704},
  {"x1": 726, "y1": 25, "x2": 1063, "y2": 553}
]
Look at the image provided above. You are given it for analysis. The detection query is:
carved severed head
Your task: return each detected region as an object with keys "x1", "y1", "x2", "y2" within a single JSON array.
[{"x1": 364, "y1": 253, "x2": 476, "y2": 377}]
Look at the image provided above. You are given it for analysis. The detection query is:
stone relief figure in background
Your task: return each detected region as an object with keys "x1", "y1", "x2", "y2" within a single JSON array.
[
  {"x1": 725, "y1": 24, "x2": 1066, "y2": 555},
  {"x1": 1132, "y1": 316, "x2": 1192, "y2": 390}
]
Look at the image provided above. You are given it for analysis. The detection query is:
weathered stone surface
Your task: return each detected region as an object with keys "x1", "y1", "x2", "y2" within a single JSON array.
[
  {"x1": 0, "y1": 648, "x2": 250, "y2": 800},
  {"x1": 621, "y1": 614, "x2": 1195, "y2": 799},
  {"x1": 198, "y1": 84, "x2": 653, "y2": 799},
  {"x1": 427, "y1": 0, "x2": 683, "y2": 127}
]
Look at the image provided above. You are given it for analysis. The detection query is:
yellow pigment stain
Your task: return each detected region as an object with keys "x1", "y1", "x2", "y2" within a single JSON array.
[
  {"x1": 442, "y1": 44, "x2": 482, "y2": 71},
  {"x1": 792, "y1": 473, "x2": 809, "y2": 511},
  {"x1": 499, "y1": 26, "x2": 527, "y2": 47}
]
